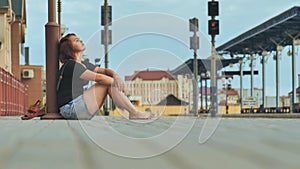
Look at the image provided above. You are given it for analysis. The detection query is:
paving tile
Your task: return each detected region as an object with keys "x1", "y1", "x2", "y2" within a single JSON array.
[{"x1": 0, "y1": 117, "x2": 299, "y2": 169}]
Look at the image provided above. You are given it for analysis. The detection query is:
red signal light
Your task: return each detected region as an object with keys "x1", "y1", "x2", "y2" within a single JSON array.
[{"x1": 208, "y1": 19, "x2": 219, "y2": 35}]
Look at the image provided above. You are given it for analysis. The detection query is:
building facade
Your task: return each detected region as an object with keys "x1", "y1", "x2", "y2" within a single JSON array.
[
  {"x1": 0, "y1": 0, "x2": 26, "y2": 79},
  {"x1": 0, "y1": 1, "x2": 44, "y2": 115},
  {"x1": 125, "y1": 70, "x2": 185, "y2": 105},
  {"x1": 0, "y1": 0, "x2": 14, "y2": 72}
]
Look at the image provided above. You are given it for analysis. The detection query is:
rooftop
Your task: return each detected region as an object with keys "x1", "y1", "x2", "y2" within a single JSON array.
[{"x1": 125, "y1": 70, "x2": 175, "y2": 81}]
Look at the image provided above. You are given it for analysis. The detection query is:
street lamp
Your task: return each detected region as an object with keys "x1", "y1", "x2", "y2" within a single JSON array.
[
  {"x1": 101, "y1": 0, "x2": 112, "y2": 116},
  {"x1": 189, "y1": 17, "x2": 199, "y2": 115},
  {"x1": 221, "y1": 76, "x2": 232, "y2": 114}
]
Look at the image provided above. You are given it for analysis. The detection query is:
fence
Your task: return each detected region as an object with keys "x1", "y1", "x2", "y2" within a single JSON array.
[{"x1": 0, "y1": 68, "x2": 28, "y2": 116}]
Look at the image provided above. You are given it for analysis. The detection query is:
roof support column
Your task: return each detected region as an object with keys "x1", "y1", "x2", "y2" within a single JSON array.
[
  {"x1": 259, "y1": 48, "x2": 268, "y2": 113},
  {"x1": 239, "y1": 58, "x2": 244, "y2": 113},
  {"x1": 270, "y1": 38, "x2": 284, "y2": 113},
  {"x1": 286, "y1": 32, "x2": 300, "y2": 113},
  {"x1": 261, "y1": 50, "x2": 267, "y2": 112},
  {"x1": 250, "y1": 54, "x2": 254, "y2": 113}
]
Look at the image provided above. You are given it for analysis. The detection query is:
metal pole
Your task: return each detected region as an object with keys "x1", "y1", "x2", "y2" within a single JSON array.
[
  {"x1": 193, "y1": 50, "x2": 198, "y2": 115},
  {"x1": 57, "y1": 0, "x2": 61, "y2": 37},
  {"x1": 239, "y1": 59, "x2": 243, "y2": 113},
  {"x1": 250, "y1": 55, "x2": 254, "y2": 113},
  {"x1": 200, "y1": 77, "x2": 203, "y2": 111},
  {"x1": 205, "y1": 78, "x2": 208, "y2": 112},
  {"x1": 42, "y1": 0, "x2": 63, "y2": 119},
  {"x1": 210, "y1": 0, "x2": 217, "y2": 116},
  {"x1": 292, "y1": 39, "x2": 296, "y2": 113},
  {"x1": 276, "y1": 49, "x2": 280, "y2": 113},
  {"x1": 225, "y1": 83, "x2": 228, "y2": 114},
  {"x1": 103, "y1": 0, "x2": 111, "y2": 115},
  {"x1": 270, "y1": 39, "x2": 284, "y2": 113},
  {"x1": 104, "y1": 0, "x2": 109, "y2": 69},
  {"x1": 262, "y1": 54, "x2": 266, "y2": 112},
  {"x1": 210, "y1": 35, "x2": 217, "y2": 117},
  {"x1": 189, "y1": 17, "x2": 199, "y2": 115},
  {"x1": 285, "y1": 32, "x2": 300, "y2": 113}
]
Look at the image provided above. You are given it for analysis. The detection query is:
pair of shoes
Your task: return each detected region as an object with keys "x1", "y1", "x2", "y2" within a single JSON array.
[{"x1": 21, "y1": 100, "x2": 46, "y2": 120}]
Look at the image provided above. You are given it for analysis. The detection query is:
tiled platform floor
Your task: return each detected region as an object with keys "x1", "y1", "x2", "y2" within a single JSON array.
[{"x1": 0, "y1": 116, "x2": 299, "y2": 169}]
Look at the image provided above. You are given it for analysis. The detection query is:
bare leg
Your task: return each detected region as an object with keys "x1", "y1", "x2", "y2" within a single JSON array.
[
  {"x1": 83, "y1": 84, "x2": 154, "y2": 119},
  {"x1": 109, "y1": 86, "x2": 155, "y2": 119},
  {"x1": 83, "y1": 84, "x2": 109, "y2": 115}
]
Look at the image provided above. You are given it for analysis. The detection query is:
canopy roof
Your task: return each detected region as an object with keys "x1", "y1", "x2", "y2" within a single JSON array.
[
  {"x1": 171, "y1": 58, "x2": 240, "y2": 75},
  {"x1": 217, "y1": 6, "x2": 300, "y2": 54}
]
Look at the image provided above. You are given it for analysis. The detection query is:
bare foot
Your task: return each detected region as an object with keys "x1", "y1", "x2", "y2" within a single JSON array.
[{"x1": 129, "y1": 111, "x2": 156, "y2": 120}]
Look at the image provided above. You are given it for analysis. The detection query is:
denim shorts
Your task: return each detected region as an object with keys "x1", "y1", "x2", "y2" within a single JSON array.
[{"x1": 59, "y1": 95, "x2": 93, "y2": 120}]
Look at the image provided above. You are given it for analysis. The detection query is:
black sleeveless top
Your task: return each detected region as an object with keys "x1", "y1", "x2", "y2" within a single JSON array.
[{"x1": 56, "y1": 60, "x2": 96, "y2": 107}]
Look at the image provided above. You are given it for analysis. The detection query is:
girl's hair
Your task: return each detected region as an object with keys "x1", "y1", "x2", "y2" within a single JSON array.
[{"x1": 59, "y1": 33, "x2": 76, "y2": 63}]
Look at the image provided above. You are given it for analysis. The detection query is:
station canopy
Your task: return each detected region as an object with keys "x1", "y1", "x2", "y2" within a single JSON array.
[
  {"x1": 171, "y1": 58, "x2": 240, "y2": 76},
  {"x1": 217, "y1": 6, "x2": 300, "y2": 54}
]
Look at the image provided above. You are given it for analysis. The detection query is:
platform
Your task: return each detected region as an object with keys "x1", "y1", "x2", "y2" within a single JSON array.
[{"x1": 0, "y1": 116, "x2": 299, "y2": 169}]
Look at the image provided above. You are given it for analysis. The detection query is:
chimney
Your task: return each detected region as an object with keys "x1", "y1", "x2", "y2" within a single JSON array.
[{"x1": 25, "y1": 47, "x2": 29, "y2": 65}]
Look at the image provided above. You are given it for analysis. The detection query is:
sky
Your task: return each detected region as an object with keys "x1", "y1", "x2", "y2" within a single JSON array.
[{"x1": 24, "y1": 0, "x2": 300, "y2": 97}]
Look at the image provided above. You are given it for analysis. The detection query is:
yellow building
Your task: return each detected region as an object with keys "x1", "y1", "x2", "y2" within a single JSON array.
[
  {"x1": 125, "y1": 70, "x2": 179, "y2": 105},
  {"x1": 122, "y1": 70, "x2": 194, "y2": 116}
]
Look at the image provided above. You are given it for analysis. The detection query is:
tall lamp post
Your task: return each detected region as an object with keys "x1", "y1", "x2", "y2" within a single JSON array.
[
  {"x1": 42, "y1": 0, "x2": 63, "y2": 119},
  {"x1": 101, "y1": 0, "x2": 112, "y2": 115},
  {"x1": 208, "y1": 0, "x2": 219, "y2": 116},
  {"x1": 189, "y1": 17, "x2": 199, "y2": 115}
]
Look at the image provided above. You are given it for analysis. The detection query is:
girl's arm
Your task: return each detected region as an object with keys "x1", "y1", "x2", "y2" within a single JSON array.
[
  {"x1": 80, "y1": 70, "x2": 113, "y2": 86},
  {"x1": 80, "y1": 69, "x2": 127, "y2": 94},
  {"x1": 94, "y1": 67, "x2": 116, "y2": 77}
]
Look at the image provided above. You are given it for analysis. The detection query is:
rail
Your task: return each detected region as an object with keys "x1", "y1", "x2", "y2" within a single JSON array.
[{"x1": 0, "y1": 68, "x2": 28, "y2": 116}]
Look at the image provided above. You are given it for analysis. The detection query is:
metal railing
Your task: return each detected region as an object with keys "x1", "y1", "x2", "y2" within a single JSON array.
[{"x1": 0, "y1": 68, "x2": 28, "y2": 116}]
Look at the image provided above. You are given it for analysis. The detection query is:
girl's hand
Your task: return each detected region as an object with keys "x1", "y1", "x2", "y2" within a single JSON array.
[{"x1": 113, "y1": 74, "x2": 127, "y2": 95}]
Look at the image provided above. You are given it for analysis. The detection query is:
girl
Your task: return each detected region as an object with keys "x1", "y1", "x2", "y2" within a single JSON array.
[{"x1": 57, "y1": 33, "x2": 155, "y2": 120}]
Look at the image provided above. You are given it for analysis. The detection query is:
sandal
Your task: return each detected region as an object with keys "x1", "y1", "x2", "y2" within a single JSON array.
[{"x1": 21, "y1": 100, "x2": 46, "y2": 120}]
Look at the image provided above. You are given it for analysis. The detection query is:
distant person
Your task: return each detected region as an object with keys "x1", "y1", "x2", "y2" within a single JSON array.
[{"x1": 56, "y1": 33, "x2": 155, "y2": 120}]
